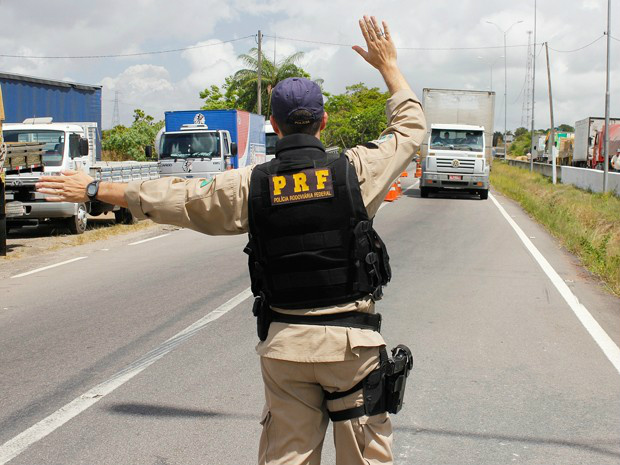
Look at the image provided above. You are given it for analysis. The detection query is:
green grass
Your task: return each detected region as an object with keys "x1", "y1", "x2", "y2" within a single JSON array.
[{"x1": 491, "y1": 162, "x2": 620, "y2": 296}]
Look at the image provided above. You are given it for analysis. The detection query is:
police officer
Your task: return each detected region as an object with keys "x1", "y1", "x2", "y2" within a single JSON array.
[{"x1": 37, "y1": 16, "x2": 426, "y2": 465}]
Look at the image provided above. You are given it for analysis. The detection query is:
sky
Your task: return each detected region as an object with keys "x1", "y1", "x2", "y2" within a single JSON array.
[{"x1": 0, "y1": 0, "x2": 618, "y2": 133}]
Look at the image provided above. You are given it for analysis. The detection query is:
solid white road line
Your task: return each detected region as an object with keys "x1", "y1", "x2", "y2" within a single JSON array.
[
  {"x1": 0, "y1": 287, "x2": 253, "y2": 465},
  {"x1": 490, "y1": 193, "x2": 620, "y2": 375},
  {"x1": 10, "y1": 257, "x2": 88, "y2": 279},
  {"x1": 128, "y1": 233, "x2": 171, "y2": 246}
]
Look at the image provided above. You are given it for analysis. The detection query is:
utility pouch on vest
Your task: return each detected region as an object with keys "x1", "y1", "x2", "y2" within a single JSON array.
[
  {"x1": 252, "y1": 295, "x2": 272, "y2": 342},
  {"x1": 325, "y1": 345, "x2": 413, "y2": 421}
]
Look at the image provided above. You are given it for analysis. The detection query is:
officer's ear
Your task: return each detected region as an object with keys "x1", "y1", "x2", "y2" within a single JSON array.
[
  {"x1": 320, "y1": 112, "x2": 328, "y2": 132},
  {"x1": 270, "y1": 115, "x2": 283, "y2": 139}
]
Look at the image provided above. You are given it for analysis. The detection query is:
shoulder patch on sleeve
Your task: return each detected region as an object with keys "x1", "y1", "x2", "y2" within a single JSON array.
[{"x1": 367, "y1": 133, "x2": 395, "y2": 147}]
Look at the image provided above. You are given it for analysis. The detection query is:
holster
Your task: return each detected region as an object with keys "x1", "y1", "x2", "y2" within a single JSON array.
[
  {"x1": 324, "y1": 345, "x2": 413, "y2": 421},
  {"x1": 252, "y1": 295, "x2": 272, "y2": 341}
]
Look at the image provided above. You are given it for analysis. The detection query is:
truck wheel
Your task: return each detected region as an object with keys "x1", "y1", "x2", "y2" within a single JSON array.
[
  {"x1": 479, "y1": 190, "x2": 489, "y2": 200},
  {"x1": 66, "y1": 203, "x2": 88, "y2": 234},
  {"x1": 114, "y1": 208, "x2": 136, "y2": 225},
  {"x1": 420, "y1": 187, "x2": 430, "y2": 198}
]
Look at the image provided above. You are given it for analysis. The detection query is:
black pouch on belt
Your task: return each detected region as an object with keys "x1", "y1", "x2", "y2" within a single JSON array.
[{"x1": 252, "y1": 294, "x2": 273, "y2": 341}]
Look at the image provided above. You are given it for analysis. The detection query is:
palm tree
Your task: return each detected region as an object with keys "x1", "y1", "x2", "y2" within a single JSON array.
[{"x1": 232, "y1": 48, "x2": 323, "y2": 116}]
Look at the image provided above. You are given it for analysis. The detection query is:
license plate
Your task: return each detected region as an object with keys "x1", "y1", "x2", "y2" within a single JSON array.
[{"x1": 448, "y1": 175, "x2": 462, "y2": 181}]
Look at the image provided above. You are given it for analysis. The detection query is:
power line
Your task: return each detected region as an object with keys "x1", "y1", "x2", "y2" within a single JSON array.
[
  {"x1": 0, "y1": 36, "x2": 254, "y2": 59},
  {"x1": 264, "y1": 34, "x2": 535, "y2": 51},
  {"x1": 547, "y1": 34, "x2": 605, "y2": 52}
]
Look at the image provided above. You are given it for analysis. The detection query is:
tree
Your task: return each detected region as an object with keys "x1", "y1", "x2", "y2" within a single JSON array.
[
  {"x1": 321, "y1": 84, "x2": 389, "y2": 149},
  {"x1": 514, "y1": 127, "x2": 529, "y2": 137},
  {"x1": 558, "y1": 123, "x2": 575, "y2": 133},
  {"x1": 199, "y1": 49, "x2": 321, "y2": 116},
  {"x1": 102, "y1": 109, "x2": 163, "y2": 161},
  {"x1": 199, "y1": 76, "x2": 240, "y2": 110}
]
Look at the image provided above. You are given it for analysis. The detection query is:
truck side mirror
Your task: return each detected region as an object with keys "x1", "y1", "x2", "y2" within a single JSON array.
[
  {"x1": 145, "y1": 145, "x2": 153, "y2": 159},
  {"x1": 78, "y1": 138, "x2": 89, "y2": 156},
  {"x1": 231, "y1": 142, "x2": 238, "y2": 156}
]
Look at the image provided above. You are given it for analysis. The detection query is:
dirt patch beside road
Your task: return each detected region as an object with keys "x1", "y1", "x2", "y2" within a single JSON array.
[{"x1": 2, "y1": 213, "x2": 161, "y2": 261}]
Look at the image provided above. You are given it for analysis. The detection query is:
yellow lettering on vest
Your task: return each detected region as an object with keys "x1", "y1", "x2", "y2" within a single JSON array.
[
  {"x1": 293, "y1": 173, "x2": 310, "y2": 193},
  {"x1": 315, "y1": 169, "x2": 329, "y2": 190},
  {"x1": 272, "y1": 176, "x2": 286, "y2": 195}
]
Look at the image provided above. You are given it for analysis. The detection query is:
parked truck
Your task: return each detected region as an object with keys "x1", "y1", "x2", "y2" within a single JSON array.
[
  {"x1": 156, "y1": 109, "x2": 265, "y2": 179},
  {"x1": 420, "y1": 88, "x2": 495, "y2": 199},
  {"x1": 2, "y1": 118, "x2": 159, "y2": 234},
  {"x1": 573, "y1": 117, "x2": 620, "y2": 169}
]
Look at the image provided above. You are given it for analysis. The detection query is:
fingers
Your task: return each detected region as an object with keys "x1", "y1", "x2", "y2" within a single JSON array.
[
  {"x1": 358, "y1": 18, "x2": 371, "y2": 45},
  {"x1": 370, "y1": 16, "x2": 384, "y2": 39},
  {"x1": 364, "y1": 15, "x2": 377, "y2": 42},
  {"x1": 61, "y1": 169, "x2": 78, "y2": 176},
  {"x1": 382, "y1": 20, "x2": 391, "y2": 40},
  {"x1": 37, "y1": 181, "x2": 65, "y2": 189}
]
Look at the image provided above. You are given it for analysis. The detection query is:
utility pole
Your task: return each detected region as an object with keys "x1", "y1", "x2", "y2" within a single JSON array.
[
  {"x1": 603, "y1": 0, "x2": 611, "y2": 192},
  {"x1": 530, "y1": 0, "x2": 537, "y2": 172},
  {"x1": 545, "y1": 42, "x2": 556, "y2": 184},
  {"x1": 257, "y1": 30, "x2": 263, "y2": 116}
]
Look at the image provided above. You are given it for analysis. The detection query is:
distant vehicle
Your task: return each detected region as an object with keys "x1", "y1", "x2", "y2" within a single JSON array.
[
  {"x1": 3, "y1": 119, "x2": 159, "y2": 234},
  {"x1": 265, "y1": 121, "x2": 277, "y2": 162},
  {"x1": 420, "y1": 88, "x2": 495, "y2": 200},
  {"x1": 157, "y1": 109, "x2": 265, "y2": 179},
  {"x1": 573, "y1": 117, "x2": 620, "y2": 169}
]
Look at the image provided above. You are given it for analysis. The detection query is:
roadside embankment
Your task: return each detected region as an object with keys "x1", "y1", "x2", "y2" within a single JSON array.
[{"x1": 491, "y1": 162, "x2": 620, "y2": 296}]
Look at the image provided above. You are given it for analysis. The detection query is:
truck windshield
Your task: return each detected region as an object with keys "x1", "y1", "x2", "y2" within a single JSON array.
[
  {"x1": 3, "y1": 130, "x2": 65, "y2": 166},
  {"x1": 430, "y1": 129, "x2": 483, "y2": 151},
  {"x1": 159, "y1": 132, "x2": 220, "y2": 159},
  {"x1": 266, "y1": 132, "x2": 278, "y2": 156}
]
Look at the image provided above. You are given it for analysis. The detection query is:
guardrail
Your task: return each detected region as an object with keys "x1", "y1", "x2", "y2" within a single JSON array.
[{"x1": 505, "y1": 159, "x2": 620, "y2": 195}]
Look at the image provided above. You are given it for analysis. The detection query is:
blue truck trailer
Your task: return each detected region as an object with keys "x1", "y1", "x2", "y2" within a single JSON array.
[
  {"x1": 0, "y1": 72, "x2": 102, "y2": 159},
  {"x1": 158, "y1": 109, "x2": 265, "y2": 179}
]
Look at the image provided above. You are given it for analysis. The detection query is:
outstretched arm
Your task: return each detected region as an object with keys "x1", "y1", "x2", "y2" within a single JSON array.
[{"x1": 36, "y1": 170, "x2": 129, "y2": 207}]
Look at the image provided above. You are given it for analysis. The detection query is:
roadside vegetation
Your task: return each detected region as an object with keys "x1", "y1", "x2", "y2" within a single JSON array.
[{"x1": 491, "y1": 162, "x2": 620, "y2": 295}]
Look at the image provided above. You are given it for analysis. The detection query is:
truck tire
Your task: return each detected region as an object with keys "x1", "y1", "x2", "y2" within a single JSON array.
[
  {"x1": 66, "y1": 203, "x2": 88, "y2": 234},
  {"x1": 114, "y1": 207, "x2": 136, "y2": 225},
  {"x1": 420, "y1": 186, "x2": 430, "y2": 198},
  {"x1": 479, "y1": 190, "x2": 489, "y2": 200}
]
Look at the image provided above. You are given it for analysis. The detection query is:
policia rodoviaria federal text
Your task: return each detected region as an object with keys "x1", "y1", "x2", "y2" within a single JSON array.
[{"x1": 37, "y1": 16, "x2": 426, "y2": 465}]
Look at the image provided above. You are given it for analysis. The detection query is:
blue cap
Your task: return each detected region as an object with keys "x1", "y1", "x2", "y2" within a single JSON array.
[{"x1": 271, "y1": 77, "x2": 324, "y2": 125}]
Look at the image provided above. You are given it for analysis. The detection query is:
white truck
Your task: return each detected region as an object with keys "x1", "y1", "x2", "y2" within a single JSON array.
[
  {"x1": 420, "y1": 88, "x2": 495, "y2": 200},
  {"x1": 3, "y1": 118, "x2": 159, "y2": 234}
]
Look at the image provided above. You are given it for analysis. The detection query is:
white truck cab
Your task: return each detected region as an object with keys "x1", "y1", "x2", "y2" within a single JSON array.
[
  {"x1": 421, "y1": 124, "x2": 489, "y2": 199},
  {"x1": 156, "y1": 124, "x2": 237, "y2": 179},
  {"x1": 3, "y1": 118, "x2": 159, "y2": 233},
  {"x1": 265, "y1": 121, "x2": 277, "y2": 162}
]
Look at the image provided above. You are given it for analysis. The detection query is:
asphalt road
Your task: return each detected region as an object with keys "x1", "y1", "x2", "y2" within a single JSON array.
[{"x1": 1, "y1": 176, "x2": 619, "y2": 465}]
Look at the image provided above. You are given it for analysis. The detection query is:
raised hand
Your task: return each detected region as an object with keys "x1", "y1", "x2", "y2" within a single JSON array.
[{"x1": 352, "y1": 16, "x2": 397, "y2": 72}]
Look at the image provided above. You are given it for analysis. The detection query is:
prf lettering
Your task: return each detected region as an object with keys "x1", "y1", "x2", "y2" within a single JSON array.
[{"x1": 270, "y1": 168, "x2": 334, "y2": 205}]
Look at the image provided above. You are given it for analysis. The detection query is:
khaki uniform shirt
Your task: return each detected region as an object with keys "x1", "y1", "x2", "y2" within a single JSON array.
[{"x1": 125, "y1": 89, "x2": 426, "y2": 362}]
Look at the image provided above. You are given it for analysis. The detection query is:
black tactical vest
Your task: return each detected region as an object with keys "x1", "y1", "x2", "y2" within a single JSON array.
[{"x1": 245, "y1": 134, "x2": 391, "y2": 310}]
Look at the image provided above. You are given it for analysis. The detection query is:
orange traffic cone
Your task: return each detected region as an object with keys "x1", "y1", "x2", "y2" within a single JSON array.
[
  {"x1": 384, "y1": 183, "x2": 399, "y2": 202},
  {"x1": 396, "y1": 179, "x2": 403, "y2": 197},
  {"x1": 415, "y1": 163, "x2": 422, "y2": 178},
  {"x1": 401, "y1": 170, "x2": 408, "y2": 177}
]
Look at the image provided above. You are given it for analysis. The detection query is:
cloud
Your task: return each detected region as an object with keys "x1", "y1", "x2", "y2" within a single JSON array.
[{"x1": 181, "y1": 40, "x2": 242, "y2": 90}]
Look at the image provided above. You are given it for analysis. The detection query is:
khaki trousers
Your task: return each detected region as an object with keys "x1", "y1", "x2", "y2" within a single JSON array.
[{"x1": 258, "y1": 348, "x2": 393, "y2": 465}]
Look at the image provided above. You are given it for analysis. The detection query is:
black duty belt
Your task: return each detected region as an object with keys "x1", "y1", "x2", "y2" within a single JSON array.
[{"x1": 271, "y1": 310, "x2": 382, "y2": 332}]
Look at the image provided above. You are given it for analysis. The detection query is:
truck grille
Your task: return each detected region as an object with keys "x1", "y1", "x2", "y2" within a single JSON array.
[{"x1": 436, "y1": 157, "x2": 475, "y2": 174}]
